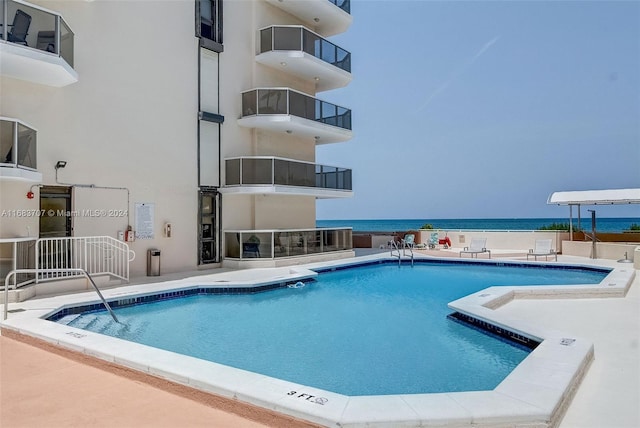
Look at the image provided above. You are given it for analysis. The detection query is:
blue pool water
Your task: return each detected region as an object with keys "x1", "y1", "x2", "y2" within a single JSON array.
[{"x1": 63, "y1": 262, "x2": 608, "y2": 395}]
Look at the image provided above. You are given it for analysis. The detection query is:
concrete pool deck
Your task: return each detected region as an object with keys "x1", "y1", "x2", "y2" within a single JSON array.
[{"x1": 1, "y1": 254, "x2": 638, "y2": 427}]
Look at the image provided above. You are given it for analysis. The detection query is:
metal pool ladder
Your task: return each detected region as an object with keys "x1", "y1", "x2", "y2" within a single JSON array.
[
  {"x1": 3, "y1": 268, "x2": 119, "y2": 323},
  {"x1": 389, "y1": 240, "x2": 414, "y2": 267},
  {"x1": 390, "y1": 240, "x2": 401, "y2": 265}
]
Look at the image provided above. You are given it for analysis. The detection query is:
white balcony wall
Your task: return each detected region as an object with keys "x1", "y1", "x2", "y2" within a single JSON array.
[
  {"x1": 254, "y1": 130, "x2": 315, "y2": 161},
  {"x1": 199, "y1": 121, "x2": 220, "y2": 187},
  {"x1": 1, "y1": 0, "x2": 200, "y2": 276},
  {"x1": 254, "y1": 195, "x2": 316, "y2": 229},
  {"x1": 200, "y1": 48, "x2": 219, "y2": 113},
  {"x1": 221, "y1": 196, "x2": 254, "y2": 230}
]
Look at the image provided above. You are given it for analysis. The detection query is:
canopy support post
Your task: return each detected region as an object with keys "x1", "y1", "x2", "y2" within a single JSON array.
[{"x1": 569, "y1": 205, "x2": 573, "y2": 241}]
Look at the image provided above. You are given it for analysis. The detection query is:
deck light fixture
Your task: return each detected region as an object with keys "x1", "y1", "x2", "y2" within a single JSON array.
[{"x1": 55, "y1": 160, "x2": 67, "y2": 169}]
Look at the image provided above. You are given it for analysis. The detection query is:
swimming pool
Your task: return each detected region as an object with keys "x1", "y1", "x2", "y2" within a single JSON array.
[
  {"x1": 55, "y1": 260, "x2": 608, "y2": 396},
  {"x1": 3, "y1": 255, "x2": 632, "y2": 427}
]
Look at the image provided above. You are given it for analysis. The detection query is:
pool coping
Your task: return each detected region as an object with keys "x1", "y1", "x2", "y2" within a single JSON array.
[{"x1": 0, "y1": 255, "x2": 635, "y2": 428}]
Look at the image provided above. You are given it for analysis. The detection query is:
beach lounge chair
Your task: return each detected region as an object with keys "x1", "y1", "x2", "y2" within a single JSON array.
[
  {"x1": 527, "y1": 239, "x2": 557, "y2": 261},
  {"x1": 414, "y1": 242, "x2": 428, "y2": 249},
  {"x1": 460, "y1": 238, "x2": 490, "y2": 258},
  {"x1": 428, "y1": 232, "x2": 439, "y2": 249},
  {"x1": 401, "y1": 233, "x2": 415, "y2": 249},
  {"x1": 428, "y1": 232, "x2": 452, "y2": 249}
]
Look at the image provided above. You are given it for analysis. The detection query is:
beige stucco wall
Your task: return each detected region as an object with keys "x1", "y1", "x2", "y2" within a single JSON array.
[
  {"x1": 562, "y1": 241, "x2": 638, "y2": 263},
  {"x1": 0, "y1": 181, "x2": 40, "y2": 238},
  {"x1": 254, "y1": 195, "x2": 316, "y2": 229},
  {"x1": 1, "y1": 0, "x2": 200, "y2": 277},
  {"x1": 417, "y1": 230, "x2": 568, "y2": 252}
]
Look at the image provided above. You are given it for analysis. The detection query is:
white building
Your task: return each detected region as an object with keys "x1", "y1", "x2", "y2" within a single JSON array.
[{"x1": 0, "y1": 0, "x2": 354, "y2": 290}]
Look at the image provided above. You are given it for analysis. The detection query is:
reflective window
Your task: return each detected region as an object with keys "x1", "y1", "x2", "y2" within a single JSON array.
[
  {"x1": 260, "y1": 27, "x2": 272, "y2": 54},
  {"x1": 241, "y1": 158, "x2": 272, "y2": 185},
  {"x1": 199, "y1": 190, "x2": 219, "y2": 264},
  {"x1": 0, "y1": 119, "x2": 37, "y2": 169},
  {"x1": 224, "y1": 228, "x2": 352, "y2": 260},
  {"x1": 0, "y1": 120, "x2": 14, "y2": 164},
  {"x1": 273, "y1": 26, "x2": 302, "y2": 51},
  {"x1": 198, "y1": 0, "x2": 222, "y2": 49},
  {"x1": 330, "y1": 0, "x2": 351, "y2": 14},
  {"x1": 225, "y1": 158, "x2": 240, "y2": 185},
  {"x1": 17, "y1": 123, "x2": 36, "y2": 169},
  {"x1": 242, "y1": 91, "x2": 257, "y2": 116},
  {"x1": 257, "y1": 89, "x2": 287, "y2": 114}
]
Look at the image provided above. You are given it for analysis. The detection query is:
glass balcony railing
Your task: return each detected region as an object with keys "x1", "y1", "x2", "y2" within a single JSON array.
[
  {"x1": 224, "y1": 228, "x2": 353, "y2": 260},
  {"x1": 329, "y1": 0, "x2": 350, "y2": 14},
  {"x1": 0, "y1": 118, "x2": 37, "y2": 171},
  {"x1": 1, "y1": 0, "x2": 74, "y2": 67},
  {"x1": 241, "y1": 88, "x2": 352, "y2": 131},
  {"x1": 260, "y1": 26, "x2": 351, "y2": 73},
  {"x1": 225, "y1": 157, "x2": 352, "y2": 191}
]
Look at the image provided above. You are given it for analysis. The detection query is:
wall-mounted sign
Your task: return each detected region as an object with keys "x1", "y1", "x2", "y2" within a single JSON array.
[{"x1": 135, "y1": 203, "x2": 155, "y2": 239}]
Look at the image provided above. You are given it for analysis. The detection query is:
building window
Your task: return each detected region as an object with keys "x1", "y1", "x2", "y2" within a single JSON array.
[
  {"x1": 199, "y1": 189, "x2": 220, "y2": 264},
  {"x1": 198, "y1": 0, "x2": 223, "y2": 52}
]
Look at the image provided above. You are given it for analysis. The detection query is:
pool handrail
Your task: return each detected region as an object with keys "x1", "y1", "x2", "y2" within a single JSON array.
[{"x1": 3, "y1": 268, "x2": 119, "y2": 323}]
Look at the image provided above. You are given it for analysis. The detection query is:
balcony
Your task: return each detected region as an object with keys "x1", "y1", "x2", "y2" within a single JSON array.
[
  {"x1": 263, "y1": 0, "x2": 351, "y2": 37},
  {"x1": 0, "y1": 0, "x2": 77, "y2": 87},
  {"x1": 224, "y1": 227, "x2": 352, "y2": 260},
  {"x1": 238, "y1": 88, "x2": 352, "y2": 144},
  {"x1": 0, "y1": 117, "x2": 41, "y2": 182},
  {"x1": 223, "y1": 156, "x2": 352, "y2": 198},
  {"x1": 257, "y1": 26, "x2": 351, "y2": 92}
]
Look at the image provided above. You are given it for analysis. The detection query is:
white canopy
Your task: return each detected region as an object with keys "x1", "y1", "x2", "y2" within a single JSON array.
[{"x1": 547, "y1": 188, "x2": 640, "y2": 206}]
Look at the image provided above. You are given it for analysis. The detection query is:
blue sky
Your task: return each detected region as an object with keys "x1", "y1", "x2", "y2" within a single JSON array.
[{"x1": 316, "y1": 0, "x2": 640, "y2": 219}]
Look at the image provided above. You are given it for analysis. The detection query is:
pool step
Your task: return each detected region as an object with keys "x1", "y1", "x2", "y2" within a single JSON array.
[{"x1": 65, "y1": 312, "x2": 151, "y2": 338}]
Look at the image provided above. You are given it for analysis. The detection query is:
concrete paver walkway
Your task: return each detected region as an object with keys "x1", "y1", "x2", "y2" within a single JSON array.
[
  {"x1": 0, "y1": 333, "x2": 317, "y2": 428},
  {"x1": 496, "y1": 271, "x2": 640, "y2": 428}
]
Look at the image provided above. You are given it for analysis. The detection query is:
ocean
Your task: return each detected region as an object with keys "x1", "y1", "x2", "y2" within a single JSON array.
[{"x1": 316, "y1": 218, "x2": 639, "y2": 233}]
